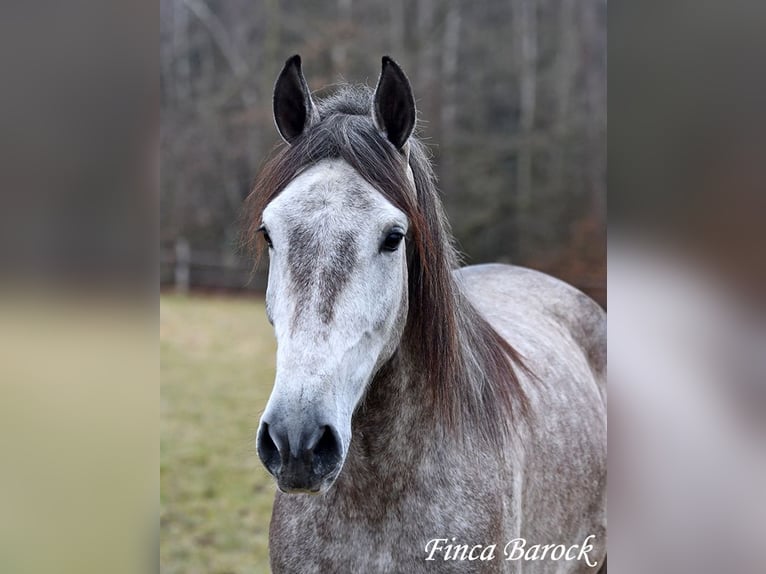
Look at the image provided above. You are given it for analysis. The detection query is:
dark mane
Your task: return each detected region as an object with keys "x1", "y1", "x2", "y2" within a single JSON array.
[{"x1": 244, "y1": 85, "x2": 529, "y2": 442}]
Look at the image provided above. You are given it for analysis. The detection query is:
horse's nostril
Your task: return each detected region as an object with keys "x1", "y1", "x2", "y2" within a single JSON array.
[
  {"x1": 257, "y1": 422, "x2": 281, "y2": 474},
  {"x1": 257, "y1": 419, "x2": 343, "y2": 490},
  {"x1": 311, "y1": 425, "x2": 342, "y2": 470}
]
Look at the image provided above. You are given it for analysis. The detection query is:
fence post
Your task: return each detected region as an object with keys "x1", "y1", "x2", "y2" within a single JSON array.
[{"x1": 175, "y1": 238, "x2": 190, "y2": 295}]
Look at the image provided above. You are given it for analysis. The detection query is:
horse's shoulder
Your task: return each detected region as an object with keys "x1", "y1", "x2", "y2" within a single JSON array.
[
  {"x1": 455, "y1": 263, "x2": 600, "y2": 310},
  {"x1": 454, "y1": 263, "x2": 606, "y2": 377}
]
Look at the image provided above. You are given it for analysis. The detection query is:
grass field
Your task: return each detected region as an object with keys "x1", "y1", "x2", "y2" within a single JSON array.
[{"x1": 161, "y1": 294, "x2": 276, "y2": 573}]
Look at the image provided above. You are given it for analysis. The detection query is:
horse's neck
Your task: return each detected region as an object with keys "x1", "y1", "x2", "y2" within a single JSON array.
[{"x1": 344, "y1": 348, "x2": 440, "y2": 480}]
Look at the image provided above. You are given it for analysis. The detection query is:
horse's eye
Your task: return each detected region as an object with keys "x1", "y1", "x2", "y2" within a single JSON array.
[
  {"x1": 381, "y1": 230, "x2": 404, "y2": 252},
  {"x1": 258, "y1": 226, "x2": 273, "y2": 249}
]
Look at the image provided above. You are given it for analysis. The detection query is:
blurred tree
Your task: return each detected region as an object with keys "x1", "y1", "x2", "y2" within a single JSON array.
[{"x1": 160, "y1": 0, "x2": 606, "y2": 301}]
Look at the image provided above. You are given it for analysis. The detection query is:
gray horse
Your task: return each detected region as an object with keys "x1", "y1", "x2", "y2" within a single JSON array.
[{"x1": 247, "y1": 55, "x2": 606, "y2": 573}]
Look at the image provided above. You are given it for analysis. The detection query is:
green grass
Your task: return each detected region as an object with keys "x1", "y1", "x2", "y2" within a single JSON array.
[{"x1": 161, "y1": 294, "x2": 276, "y2": 573}]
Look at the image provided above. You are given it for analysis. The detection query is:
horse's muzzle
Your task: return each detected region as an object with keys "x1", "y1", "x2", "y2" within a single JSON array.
[{"x1": 256, "y1": 419, "x2": 343, "y2": 493}]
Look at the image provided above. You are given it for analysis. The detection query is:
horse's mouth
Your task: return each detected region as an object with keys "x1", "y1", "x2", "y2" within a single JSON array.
[
  {"x1": 277, "y1": 483, "x2": 322, "y2": 495},
  {"x1": 275, "y1": 465, "x2": 342, "y2": 495}
]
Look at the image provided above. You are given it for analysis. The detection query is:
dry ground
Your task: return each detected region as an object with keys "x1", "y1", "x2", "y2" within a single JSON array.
[{"x1": 161, "y1": 294, "x2": 276, "y2": 573}]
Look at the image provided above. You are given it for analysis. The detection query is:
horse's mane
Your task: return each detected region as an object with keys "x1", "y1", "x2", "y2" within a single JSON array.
[{"x1": 244, "y1": 85, "x2": 529, "y2": 443}]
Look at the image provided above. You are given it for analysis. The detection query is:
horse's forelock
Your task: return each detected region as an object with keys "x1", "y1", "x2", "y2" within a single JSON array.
[{"x1": 245, "y1": 88, "x2": 423, "y2": 266}]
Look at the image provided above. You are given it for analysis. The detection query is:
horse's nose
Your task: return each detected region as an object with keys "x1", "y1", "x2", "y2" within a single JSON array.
[{"x1": 256, "y1": 419, "x2": 343, "y2": 492}]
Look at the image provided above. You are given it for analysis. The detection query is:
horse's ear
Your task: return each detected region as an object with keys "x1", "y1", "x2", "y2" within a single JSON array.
[
  {"x1": 273, "y1": 55, "x2": 318, "y2": 144},
  {"x1": 372, "y1": 56, "x2": 416, "y2": 151}
]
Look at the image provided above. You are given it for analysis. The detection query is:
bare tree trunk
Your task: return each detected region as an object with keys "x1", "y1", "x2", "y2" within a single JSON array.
[
  {"x1": 514, "y1": 0, "x2": 537, "y2": 205},
  {"x1": 172, "y1": 0, "x2": 192, "y2": 103},
  {"x1": 161, "y1": 1, "x2": 176, "y2": 106},
  {"x1": 168, "y1": 0, "x2": 193, "y2": 237},
  {"x1": 583, "y1": 0, "x2": 606, "y2": 222},
  {"x1": 388, "y1": 0, "x2": 406, "y2": 64},
  {"x1": 261, "y1": 0, "x2": 281, "y2": 97},
  {"x1": 175, "y1": 237, "x2": 191, "y2": 295},
  {"x1": 181, "y1": 0, "x2": 257, "y2": 218},
  {"x1": 512, "y1": 0, "x2": 537, "y2": 256},
  {"x1": 440, "y1": 0, "x2": 462, "y2": 190},
  {"x1": 199, "y1": 28, "x2": 216, "y2": 95},
  {"x1": 416, "y1": 0, "x2": 437, "y2": 131},
  {"x1": 332, "y1": 0, "x2": 353, "y2": 75},
  {"x1": 181, "y1": 0, "x2": 253, "y2": 104},
  {"x1": 549, "y1": 0, "x2": 577, "y2": 206}
]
